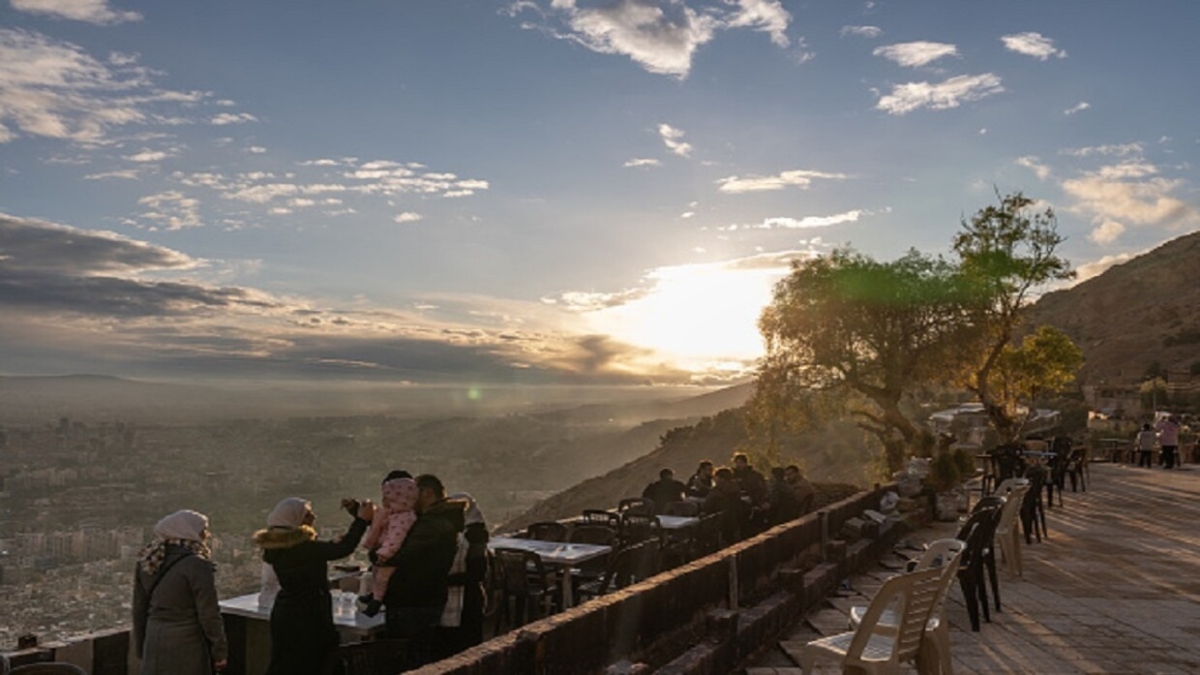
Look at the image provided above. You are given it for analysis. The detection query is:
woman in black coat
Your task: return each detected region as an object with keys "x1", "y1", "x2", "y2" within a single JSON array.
[{"x1": 254, "y1": 497, "x2": 374, "y2": 675}]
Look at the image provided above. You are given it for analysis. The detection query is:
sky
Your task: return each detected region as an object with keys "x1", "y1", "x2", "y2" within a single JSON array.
[{"x1": 1, "y1": 0, "x2": 1198, "y2": 389}]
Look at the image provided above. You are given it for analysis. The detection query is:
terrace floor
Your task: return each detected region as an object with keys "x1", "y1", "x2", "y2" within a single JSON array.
[{"x1": 744, "y1": 461, "x2": 1200, "y2": 675}]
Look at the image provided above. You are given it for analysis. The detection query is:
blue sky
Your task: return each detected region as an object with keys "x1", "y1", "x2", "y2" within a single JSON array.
[{"x1": 1, "y1": 0, "x2": 1198, "y2": 387}]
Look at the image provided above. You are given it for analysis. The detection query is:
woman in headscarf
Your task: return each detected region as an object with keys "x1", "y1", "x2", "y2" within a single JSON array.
[
  {"x1": 132, "y1": 509, "x2": 227, "y2": 675},
  {"x1": 253, "y1": 496, "x2": 374, "y2": 675},
  {"x1": 434, "y1": 493, "x2": 488, "y2": 659}
]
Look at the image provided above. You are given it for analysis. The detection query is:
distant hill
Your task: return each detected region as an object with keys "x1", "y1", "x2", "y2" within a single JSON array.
[
  {"x1": 1027, "y1": 230, "x2": 1200, "y2": 385},
  {"x1": 498, "y1": 408, "x2": 875, "y2": 533}
]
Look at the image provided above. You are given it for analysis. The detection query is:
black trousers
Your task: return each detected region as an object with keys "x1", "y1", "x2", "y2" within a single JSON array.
[
  {"x1": 1138, "y1": 450, "x2": 1153, "y2": 467},
  {"x1": 1161, "y1": 445, "x2": 1177, "y2": 469}
]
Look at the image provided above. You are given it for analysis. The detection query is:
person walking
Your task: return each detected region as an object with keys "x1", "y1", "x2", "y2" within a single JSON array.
[
  {"x1": 133, "y1": 509, "x2": 228, "y2": 675},
  {"x1": 1156, "y1": 415, "x2": 1182, "y2": 469},
  {"x1": 254, "y1": 496, "x2": 374, "y2": 675}
]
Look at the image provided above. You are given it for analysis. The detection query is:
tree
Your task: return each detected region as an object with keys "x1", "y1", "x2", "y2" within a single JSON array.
[
  {"x1": 751, "y1": 248, "x2": 973, "y2": 473},
  {"x1": 952, "y1": 192, "x2": 1074, "y2": 442},
  {"x1": 988, "y1": 325, "x2": 1084, "y2": 433}
]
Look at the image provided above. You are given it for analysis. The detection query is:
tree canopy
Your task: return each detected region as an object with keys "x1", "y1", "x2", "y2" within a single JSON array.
[
  {"x1": 749, "y1": 191, "x2": 1082, "y2": 474},
  {"x1": 751, "y1": 248, "x2": 975, "y2": 472}
]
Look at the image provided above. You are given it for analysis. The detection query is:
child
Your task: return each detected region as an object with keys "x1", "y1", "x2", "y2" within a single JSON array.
[
  {"x1": 359, "y1": 475, "x2": 418, "y2": 616},
  {"x1": 1136, "y1": 423, "x2": 1157, "y2": 468}
]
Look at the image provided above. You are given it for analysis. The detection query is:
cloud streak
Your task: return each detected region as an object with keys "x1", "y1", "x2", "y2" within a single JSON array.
[
  {"x1": 716, "y1": 169, "x2": 849, "y2": 193},
  {"x1": 10, "y1": 0, "x2": 141, "y2": 25},
  {"x1": 1001, "y1": 31, "x2": 1066, "y2": 60},
  {"x1": 873, "y1": 41, "x2": 957, "y2": 67},
  {"x1": 876, "y1": 73, "x2": 1003, "y2": 115}
]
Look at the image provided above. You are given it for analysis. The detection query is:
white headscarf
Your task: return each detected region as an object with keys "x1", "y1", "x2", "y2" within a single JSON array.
[
  {"x1": 138, "y1": 509, "x2": 211, "y2": 576},
  {"x1": 448, "y1": 492, "x2": 484, "y2": 526},
  {"x1": 153, "y1": 509, "x2": 209, "y2": 542},
  {"x1": 267, "y1": 497, "x2": 311, "y2": 529}
]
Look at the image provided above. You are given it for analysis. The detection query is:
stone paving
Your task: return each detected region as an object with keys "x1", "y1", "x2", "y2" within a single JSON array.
[{"x1": 744, "y1": 462, "x2": 1200, "y2": 675}]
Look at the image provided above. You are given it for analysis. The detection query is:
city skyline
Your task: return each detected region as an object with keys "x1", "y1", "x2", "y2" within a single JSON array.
[{"x1": 2, "y1": 1, "x2": 1198, "y2": 387}]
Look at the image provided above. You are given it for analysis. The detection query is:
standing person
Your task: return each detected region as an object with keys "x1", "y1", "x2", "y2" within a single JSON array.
[
  {"x1": 133, "y1": 510, "x2": 228, "y2": 675},
  {"x1": 254, "y1": 496, "x2": 374, "y2": 675},
  {"x1": 642, "y1": 468, "x2": 687, "y2": 513},
  {"x1": 1136, "y1": 423, "x2": 1157, "y2": 468},
  {"x1": 435, "y1": 493, "x2": 489, "y2": 660},
  {"x1": 686, "y1": 460, "x2": 715, "y2": 499},
  {"x1": 382, "y1": 474, "x2": 465, "y2": 670},
  {"x1": 358, "y1": 475, "x2": 419, "y2": 616},
  {"x1": 1156, "y1": 415, "x2": 1182, "y2": 469}
]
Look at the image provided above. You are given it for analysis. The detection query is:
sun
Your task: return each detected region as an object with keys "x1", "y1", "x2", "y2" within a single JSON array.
[{"x1": 584, "y1": 260, "x2": 784, "y2": 371}]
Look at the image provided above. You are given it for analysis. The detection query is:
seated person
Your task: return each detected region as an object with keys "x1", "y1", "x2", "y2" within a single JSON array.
[
  {"x1": 686, "y1": 460, "x2": 715, "y2": 499},
  {"x1": 767, "y1": 467, "x2": 802, "y2": 524},
  {"x1": 642, "y1": 468, "x2": 687, "y2": 514},
  {"x1": 731, "y1": 452, "x2": 768, "y2": 506},
  {"x1": 784, "y1": 464, "x2": 816, "y2": 515},
  {"x1": 702, "y1": 467, "x2": 751, "y2": 543}
]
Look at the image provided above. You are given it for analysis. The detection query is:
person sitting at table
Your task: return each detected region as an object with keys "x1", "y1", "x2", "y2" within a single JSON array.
[
  {"x1": 254, "y1": 496, "x2": 374, "y2": 675},
  {"x1": 358, "y1": 474, "x2": 419, "y2": 617},
  {"x1": 133, "y1": 509, "x2": 227, "y2": 675},
  {"x1": 731, "y1": 452, "x2": 768, "y2": 506},
  {"x1": 381, "y1": 473, "x2": 465, "y2": 670},
  {"x1": 767, "y1": 467, "x2": 802, "y2": 525},
  {"x1": 702, "y1": 467, "x2": 751, "y2": 544},
  {"x1": 784, "y1": 464, "x2": 816, "y2": 515},
  {"x1": 686, "y1": 460, "x2": 715, "y2": 499},
  {"x1": 1136, "y1": 423, "x2": 1157, "y2": 468},
  {"x1": 642, "y1": 468, "x2": 688, "y2": 513}
]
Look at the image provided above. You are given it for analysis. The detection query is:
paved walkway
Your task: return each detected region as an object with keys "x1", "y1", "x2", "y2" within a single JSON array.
[{"x1": 745, "y1": 462, "x2": 1200, "y2": 675}]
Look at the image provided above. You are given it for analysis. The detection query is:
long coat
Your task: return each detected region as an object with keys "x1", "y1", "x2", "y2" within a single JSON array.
[
  {"x1": 254, "y1": 517, "x2": 368, "y2": 675},
  {"x1": 133, "y1": 546, "x2": 228, "y2": 675}
]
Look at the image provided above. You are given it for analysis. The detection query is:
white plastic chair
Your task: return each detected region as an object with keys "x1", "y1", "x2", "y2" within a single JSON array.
[
  {"x1": 800, "y1": 564, "x2": 944, "y2": 675},
  {"x1": 993, "y1": 483, "x2": 1028, "y2": 576},
  {"x1": 850, "y1": 538, "x2": 966, "y2": 675}
]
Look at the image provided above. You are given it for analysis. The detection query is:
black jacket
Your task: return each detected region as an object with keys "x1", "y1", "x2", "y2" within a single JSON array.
[
  {"x1": 254, "y1": 517, "x2": 368, "y2": 675},
  {"x1": 383, "y1": 497, "x2": 466, "y2": 609}
]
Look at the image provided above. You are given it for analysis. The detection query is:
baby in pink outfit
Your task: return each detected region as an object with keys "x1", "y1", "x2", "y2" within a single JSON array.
[{"x1": 359, "y1": 476, "x2": 418, "y2": 615}]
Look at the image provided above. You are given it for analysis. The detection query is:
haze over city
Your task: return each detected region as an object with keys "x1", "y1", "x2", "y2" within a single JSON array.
[{"x1": 2, "y1": 0, "x2": 1198, "y2": 387}]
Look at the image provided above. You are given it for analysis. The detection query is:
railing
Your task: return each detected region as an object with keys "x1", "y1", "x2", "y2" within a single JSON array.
[{"x1": 2, "y1": 484, "x2": 919, "y2": 675}]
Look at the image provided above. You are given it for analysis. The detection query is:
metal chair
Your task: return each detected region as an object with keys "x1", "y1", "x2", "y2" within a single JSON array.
[
  {"x1": 617, "y1": 497, "x2": 655, "y2": 517},
  {"x1": 524, "y1": 521, "x2": 569, "y2": 542},
  {"x1": 958, "y1": 501, "x2": 1003, "y2": 630},
  {"x1": 492, "y1": 547, "x2": 558, "y2": 633},
  {"x1": 580, "y1": 509, "x2": 620, "y2": 528}
]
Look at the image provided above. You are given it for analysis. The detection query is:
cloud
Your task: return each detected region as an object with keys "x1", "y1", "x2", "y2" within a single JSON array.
[
  {"x1": 723, "y1": 0, "x2": 791, "y2": 48},
  {"x1": 718, "y1": 209, "x2": 870, "y2": 230},
  {"x1": 1060, "y1": 142, "x2": 1143, "y2": 158},
  {"x1": 138, "y1": 191, "x2": 203, "y2": 230},
  {"x1": 658, "y1": 123, "x2": 692, "y2": 157},
  {"x1": 84, "y1": 168, "x2": 140, "y2": 180},
  {"x1": 526, "y1": 0, "x2": 792, "y2": 78},
  {"x1": 210, "y1": 112, "x2": 258, "y2": 125},
  {"x1": 9, "y1": 0, "x2": 141, "y2": 24},
  {"x1": 124, "y1": 149, "x2": 173, "y2": 163},
  {"x1": 872, "y1": 41, "x2": 957, "y2": 67},
  {"x1": 1015, "y1": 155, "x2": 1051, "y2": 181},
  {"x1": 551, "y1": 0, "x2": 719, "y2": 78},
  {"x1": 840, "y1": 25, "x2": 881, "y2": 38},
  {"x1": 247, "y1": 146, "x2": 267, "y2": 154},
  {"x1": 715, "y1": 169, "x2": 849, "y2": 193},
  {"x1": 624, "y1": 157, "x2": 661, "y2": 168},
  {"x1": 1075, "y1": 252, "x2": 1138, "y2": 283},
  {"x1": 1061, "y1": 162, "x2": 1200, "y2": 243},
  {"x1": 1064, "y1": 101, "x2": 1090, "y2": 115},
  {"x1": 875, "y1": 73, "x2": 1003, "y2": 115},
  {"x1": 393, "y1": 212, "x2": 423, "y2": 223},
  {"x1": 0, "y1": 212, "x2": 195, "y2": 274},
  {"x1": 0, "y1": 28, "x2": 215, "y2": 145},
  {"x1": 1001, "y1": 31, "x2": 1066, "y2": 60}
]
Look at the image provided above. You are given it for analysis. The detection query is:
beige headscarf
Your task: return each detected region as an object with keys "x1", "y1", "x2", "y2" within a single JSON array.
[
  {"x1": 267, "y1": 497, "x2": 311, "y2": 529},
  {"x1": 138, "y1": 509, "x2": 211, "y2": 576}
]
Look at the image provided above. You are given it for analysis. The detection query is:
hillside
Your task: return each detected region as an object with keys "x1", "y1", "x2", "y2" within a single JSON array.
[
  {"x1": 498, "y1": 408, "x2": 876, "y2": 532},
  {"x1": 1027, "y1": 230, "x2": 1200, "y2": 384}
]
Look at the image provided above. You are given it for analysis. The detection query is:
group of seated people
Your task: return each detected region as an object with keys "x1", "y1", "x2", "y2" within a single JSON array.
[{"x1": 641, "y1": 453, "x2": 817, "y2": 544}]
